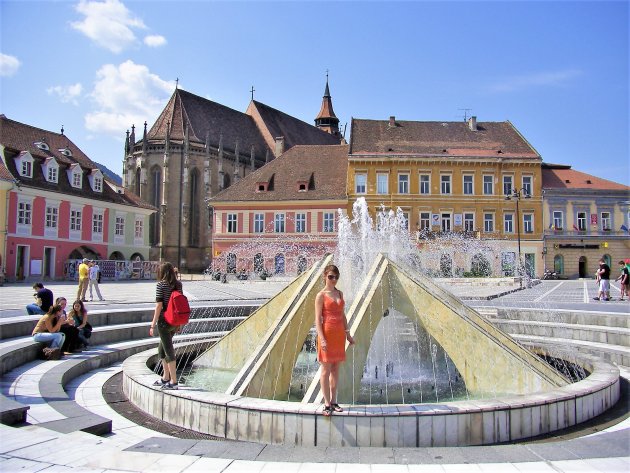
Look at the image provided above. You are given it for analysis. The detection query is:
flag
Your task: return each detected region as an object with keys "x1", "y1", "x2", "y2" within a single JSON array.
[
  {"x1": 621, "y1": 224, "x2": 629, "y2": 233},
  {"x1": 573, "y1": 224, "x2": 579, "y2": 231},
  {"x1": 548, "y1": 222, "x2": 553, "y2": 229}
]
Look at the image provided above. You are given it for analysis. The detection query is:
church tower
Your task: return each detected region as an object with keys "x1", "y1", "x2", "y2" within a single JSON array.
[{"x1": 314, "y1": 75, "x2": 340, "y2": 137}]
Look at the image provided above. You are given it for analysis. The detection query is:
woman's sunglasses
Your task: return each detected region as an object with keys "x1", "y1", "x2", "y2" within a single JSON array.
[{"x1": 327, "y1": 274, "x2": 338, "y2": 280}]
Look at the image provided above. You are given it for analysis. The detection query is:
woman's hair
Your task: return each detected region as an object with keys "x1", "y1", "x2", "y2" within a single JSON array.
[
  {"x1": 158, "y1": 262, "x2": 180, "y2": 289},
  {"x1": 619, "y1": 261, "x2": 626, "y2": 265},
  {"x1": 69, "y1": 299, "x2": 86, "y2": 317},
  {"x1": 55, "y1": 297, "x2": 67, "y2": 305},
  {"x1": 46, "y1": 304, "x2": 63, "y2": 316},
  {"x1": 323, "y1": 264, "x2": 340, "y2": 277}
]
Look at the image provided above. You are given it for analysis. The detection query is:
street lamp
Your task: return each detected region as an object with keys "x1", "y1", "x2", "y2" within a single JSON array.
[{"x1": 505, "y1": 188, "x2": 531, "y2": 287}]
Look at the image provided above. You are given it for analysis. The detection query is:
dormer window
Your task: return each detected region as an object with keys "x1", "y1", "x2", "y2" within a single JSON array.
[
  {"x1": 58, "y1": 148, "x2": 73, "y2": 157},
  {"x1": 34, "y1": 141, "x2": 50, "y2": 151},
  {"x1": 14, "y1": 151, "x2": 34, "y2": 178},
  {"x1": 256, "y1": 181, "x2": 268, "y2": 192},
  {"x1": 67, "y1": 163, "x2": 83, "y2": 189},
  {"x1": 297, "y1": 180, "x2": 308, "y2": 192},
  {"x1": 42, "y1": 157, "x2": 59, "y2": 183},
  {"x1": 88, "y1": 169, "x2": 103, "y2": 193}
]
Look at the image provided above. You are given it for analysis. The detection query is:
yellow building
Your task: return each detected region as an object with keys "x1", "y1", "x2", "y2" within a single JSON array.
[
  {"x1": 347, "y1": 116, "x2": 544, "y2": 277},
  {"x1": 542, "y1": 163, "x2": 630, "y2": 278}
]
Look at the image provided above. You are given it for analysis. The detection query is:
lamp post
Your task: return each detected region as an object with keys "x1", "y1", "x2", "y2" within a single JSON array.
[{"x1": 506, "y1": 188, "x2": 530, "y2": 287}]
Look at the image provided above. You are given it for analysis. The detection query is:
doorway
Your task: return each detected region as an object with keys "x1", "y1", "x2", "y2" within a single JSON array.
[
  {"x1": 16, "y1": 245, "x2": 29, "y2": 281},
  {"x1": 43, "y1": 247, "x2": 55, "y2": 279},
  {"x1": 578, "y1": 256, "x2": 587, "y2": 278}
]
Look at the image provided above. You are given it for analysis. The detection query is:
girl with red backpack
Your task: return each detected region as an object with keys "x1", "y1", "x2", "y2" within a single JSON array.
[{"x1": 149, "y1": 262, "x2": 183, "y2": 390}]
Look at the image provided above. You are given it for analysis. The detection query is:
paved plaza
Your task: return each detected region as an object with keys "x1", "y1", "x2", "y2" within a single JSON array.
[{"x1": 0, "y1": 277, "x2": 628, "y2": 472}]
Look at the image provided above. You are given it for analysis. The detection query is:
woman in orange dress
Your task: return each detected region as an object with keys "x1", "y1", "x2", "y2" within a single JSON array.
[{"x1": 315, "y1": 264, "x2": 355, "y2": 416}]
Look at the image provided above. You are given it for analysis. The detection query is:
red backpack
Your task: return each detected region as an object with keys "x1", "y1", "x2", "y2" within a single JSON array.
[{"x1": 164, "y1": 290, "x2": 191, "y2": 326}]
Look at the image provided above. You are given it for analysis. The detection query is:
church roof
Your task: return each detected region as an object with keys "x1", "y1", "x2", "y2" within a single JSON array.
[
  {"x1": 0, "y1": 115, "x2": 155, "y2": 210},
  {"x1": 542, "y1": 164, "x2": 629, "y2": 191},
  {"x1": 246, "y1": 100, "x2": 341, "y2": 151},
  {"x1": 211, "y1": 144, "x2": 348, "y2": 203},
  {"x1": 349, "y1": 118, "x2": 540, "y2": 159},
  {"x1": 315, "y1": 79, "x2": 338, "y2": 121},
  {"x1": 146, "y1": 89, "x2": 270, "y2": 161}
]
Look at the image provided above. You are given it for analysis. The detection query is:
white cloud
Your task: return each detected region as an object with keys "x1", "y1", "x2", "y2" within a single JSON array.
[
  {"x1": 144, "y1": 34, "x2": 167, "y2": 47},
  {"x1": 487, "y1": 69, "x2": 583, "y2": 93},
  {"x1": 85, "y1": 60, "x2": 174, "y2": 136},
  {"x1": 0, "y1": 53, "x2": 21, "y2": 76},
  {"x1": 47, "y1": 83, "x2": 83, "y2": 105},
  {"x1": 71, "y1": 0, "x2": 146, "y2": 54}
]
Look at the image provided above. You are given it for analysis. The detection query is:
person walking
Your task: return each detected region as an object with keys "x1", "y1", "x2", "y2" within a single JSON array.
[
  {"x1": 594, "y1": 259, "x2": 611, "y2": 301},
  {"x1": 88, "y1": 261, "x2": 104, "y2": 301},
  {"x1": 26, "y1": 282, "x2": 54, "y2": 315},
  {"x1": 77, "y1": 258, "x2": 90, "y2": 302},
  {"x1": 149, "y1": 262, "x2": 182, "y2": 390},
  {"x1": 315, "y1": 264, "x2": 355, "y2": 416},
  {"x1": 616, "y1": 260, "x2": 630, "y2": 301}
]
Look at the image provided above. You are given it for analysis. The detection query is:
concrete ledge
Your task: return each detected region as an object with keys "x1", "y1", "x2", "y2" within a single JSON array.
[
  {"x1": 123, "y1": 345, "x2": 621, "y2": 447},
  {"x1": 0, "y1": 395, "x2": 29, "y2": 425},
  {"x1": 491, "y1": 307, "x2": 630, "y2": 329}
]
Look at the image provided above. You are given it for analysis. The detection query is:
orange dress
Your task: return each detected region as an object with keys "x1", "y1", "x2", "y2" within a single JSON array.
[{"x1": 317, "y1": 292, "x2": 346, "y2": 363}]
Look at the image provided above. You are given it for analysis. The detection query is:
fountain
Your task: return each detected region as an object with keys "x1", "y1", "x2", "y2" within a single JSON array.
[{"x1": 122, "y1": 198, "x2": 620, "y2": 447}]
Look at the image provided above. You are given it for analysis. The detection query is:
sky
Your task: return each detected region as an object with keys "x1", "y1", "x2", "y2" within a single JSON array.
[{"x1": 1, "y1": 0, "x2": 628, "y2": 185}]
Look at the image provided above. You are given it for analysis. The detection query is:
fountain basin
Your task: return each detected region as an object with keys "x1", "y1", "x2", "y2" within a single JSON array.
[{"x1": 122, "y1": 342, "x2": 620, "y2": 447}]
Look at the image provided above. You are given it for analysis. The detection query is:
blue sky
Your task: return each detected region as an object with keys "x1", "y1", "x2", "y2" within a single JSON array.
[{"x1": 1, "y1": 0, "x2": 628, "y2": 185}]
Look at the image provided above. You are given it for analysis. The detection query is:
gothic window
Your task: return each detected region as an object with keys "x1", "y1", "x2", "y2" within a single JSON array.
[
  {"x1": 135, "y1": 168, "x2": 141, "y2": 196},
  {"x1": 188, "y1": 169, "x2": 200, "y2": 247},
  {"x1": 150, "y1": 166, "x2": 161, "y2": 245}
]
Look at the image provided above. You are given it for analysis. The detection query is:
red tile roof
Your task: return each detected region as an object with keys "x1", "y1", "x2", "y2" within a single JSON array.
[
  {"x1": 211, "y1": 144, "x2": 349, "y2": 203},
  {"x1": 349, "y1": 119, "x2": 540, "y2": 158},
  {"x1": 0, "y1": 158, "x2": 14, "y2": 181},
  {"x1": 542, "y1": 164, "x2": 630, "y2": 191}
]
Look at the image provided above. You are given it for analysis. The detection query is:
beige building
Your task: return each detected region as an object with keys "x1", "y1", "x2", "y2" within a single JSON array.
[{"x1": 542, "y1": 163, "x2": 630, "y2": 278}]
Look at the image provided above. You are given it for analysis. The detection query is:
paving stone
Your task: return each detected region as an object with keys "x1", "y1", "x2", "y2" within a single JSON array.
[
  {"x1": 124, "y1": 437, "x2": 198, "y2": 455},
  {"x1": 357, "y1": 447, "x2": 395, "y2": 464},
  {"x1": 218, "y1": 441, "x2": 266, "y2": 460}
]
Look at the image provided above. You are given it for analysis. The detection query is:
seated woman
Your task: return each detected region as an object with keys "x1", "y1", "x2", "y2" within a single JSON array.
[
  {"x1": 55, "y1": 297, "x2": 81, "y2": 353},
  {"x1": 68, "y1": 299, "x2": 90, "y2": 348},
  {"x1": 32, "y1": 304, "x2": 66, "y2": 349}
]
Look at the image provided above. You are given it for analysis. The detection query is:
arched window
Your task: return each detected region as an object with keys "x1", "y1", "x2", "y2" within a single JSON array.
[
  {"x1": 149, "y1": 166, "x2": 161, "y2": 245},
  {"x1": 223, "y1": 174, "x2": 231, "y2": 189},
  {"x1": 471, "y1": 253, "x2": 491, "y2": 277},
  {"x1": 226, "y1": 253, "x2": 237, "y2": 273},
  {"x1": 253, "y1": 253, "x2": 264, "y2": 273},
  {"x1": 275, "y1": 253, "x2": 285, "y2": 274},
  {"x1": 554, "y1": 254, "x2": 564, "y2": 274},
  {"x1": 188, "y1": 169, "x2": 200, "y2": 247},
  {"x1": 135, "y1": 167, "x2": 141, "y2": 197},
  {"x1": 603, "y1": 254, "x2": 612, "y2": 268},
  {"x1": 440, "y1": 254, "x2": 453, "y2": 277},
  {"x1": 297, "y1": 256, "x2": 307, "y2": 274}
]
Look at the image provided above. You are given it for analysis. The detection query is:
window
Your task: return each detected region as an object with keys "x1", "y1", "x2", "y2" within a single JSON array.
[
  {"x1": 274, "y1": 213, "x2": 285, "y2": 233},
  {"x1": 601, "y1": 212, "x2": 611, "y2": 231},
  {"x1": 94, "y1": 176, "x2": 103, "y2": 192},
  {"x1": 440, "y1": 175, "x2": 451, "y2": 194},
  {"x1": 72, "y1": 171, "x2": 82, "y2": 188},
  {"x1": 463, "y1": 175, "x2": 473, "y2": 195},
  {"x1": 464, "y1": 213, "x2": 475, "y2": 231},
  {"x1": 503, "y1": 175, "x2": 513, "y2": 196},
  {"x1": 553, "y1": 211, "x2": 563, "y2": 230},
  {"x1": 253, "y1": 213, "x2": 264, "y2": 233},
  {"x1": 398, "y1": 174, "x2": 409, "y2": 194},
  {"x1": 135, "y1": 219, "x2": 144, "y2": 239},
  {"x1": 419, "y1": 212, "x2": 430, "y2": 230},
  {"x1": 483, "y1": 175, "x2": 494, "y2": 195},
  {"x1": 377, "y1": 173, "x2": 388, "y2": 194},
  {"x1": 577, "y1": 212, "x2": 587, "y2": 231},
  {"x1": 522, "y1": 176, "x2": 532, "y2": 197},
  {"x1": 554, "y1": 255, "x2": 564, "y2": 274},
  {"x1": 227, "y1": 214, "x2": 237, "y2": 233},
  {"x1": 484, "y1": 213, "x2": 494, "y2": 232},
  {"x1": 93, "y1": 213, "x2": 103, "y2": 235},
  {"x1": 115, "y1": 216, "x2": 125, "y2": 236},
  {"x1": 419, "y1": 174, "x2": 430, "y2": 194},
  {"x1": 295, "y1": 213, "x2": 306, "y2": 233},
  {"x1": 523, "y1": 214, "x2": 533, "y2": 233},
  {"x1": 504, "y1": 214, "x2": 514, "y2": 233},
  {"x1": 47, "y1": 166, "x2": 58, "y2": 183},
  {"x1": 70, "y1": 209, "x2": 82, "y2": 231},
  {"x1": 441, "y1": 213, "x2": 451, "y2": 232},
  {"x1": 355, "y1": 174, "x2": 367, "y2": 194},
  {"x1": 18, "y1": 201, "x2": 32, "y2": 225},
  {"x1": 401, "y1": 212, "x2": 409, "y2": 230},
  {"x1": 45, "y1": 206, "x2": 58, "y2": 229},
  {"x1": 323, "y1": 212, "x2": 335, "y2": 232},
  {"x1": 21, "y1": 160, "x2": 32, "y2": 178}
]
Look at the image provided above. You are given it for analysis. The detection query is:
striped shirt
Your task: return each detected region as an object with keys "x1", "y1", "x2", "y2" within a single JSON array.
[{"x1": 156, "y1": 280, "x2": 183, "y2": 316}]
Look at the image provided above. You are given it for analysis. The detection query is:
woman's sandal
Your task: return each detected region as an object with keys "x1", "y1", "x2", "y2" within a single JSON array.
[
  {"x1": 331, "y1": 403, "x2": 343, "y2": 412},
  {"x1": 153, "y1": 378, "x2": 169, "y2": 386},
  {"x1": 323, "y1": 405, "x2": 333, "y2": 416}
]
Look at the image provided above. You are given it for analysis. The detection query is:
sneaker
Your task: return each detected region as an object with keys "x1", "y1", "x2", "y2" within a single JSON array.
[
  {"x1": 593, "y1": 297, "x2": 600, "y2": 301},
  {"x1": 162, "y1": 382, "x2": 178, "y2": 390},
  {"x1": 153, "y1": 378, "x2": 169, "y2": 386}
]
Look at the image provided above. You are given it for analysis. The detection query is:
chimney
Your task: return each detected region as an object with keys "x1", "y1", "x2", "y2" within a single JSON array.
[
  {"x1": 389, "y1": 116, "x2": 396, "y2": 127},
  {"x1": 274, "y1": 136, "x2": 285, "y2": 157},
  {"x1": 468, "y1": 116, "x2": 477, "y2": 131}
]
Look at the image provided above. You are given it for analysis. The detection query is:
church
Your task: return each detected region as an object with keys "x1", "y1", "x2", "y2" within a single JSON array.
[{"x1": 123, "y1": 80, "x2": 342, "y2": 272}]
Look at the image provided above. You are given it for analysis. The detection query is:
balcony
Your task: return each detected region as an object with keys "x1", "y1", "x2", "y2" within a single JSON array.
[
  {"x1": 544, "y1": 229, "x2": 629, "y2": 238},
  {"x1": 416, "y1": 230, "x2": 480, "y2": 240}
]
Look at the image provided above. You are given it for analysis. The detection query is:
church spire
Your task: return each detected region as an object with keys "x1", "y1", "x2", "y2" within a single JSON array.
[{"x1": 314, "y1": 72, "x2": 340, "y2": 137}]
